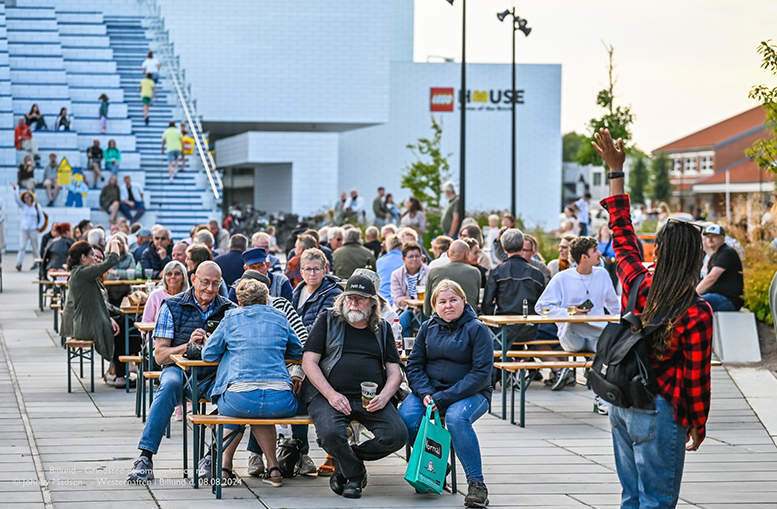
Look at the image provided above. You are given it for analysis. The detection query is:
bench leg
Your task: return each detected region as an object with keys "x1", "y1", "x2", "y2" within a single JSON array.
[
  {"x1": 215, "y1": 425, "x2": 224, "y2": 499},
  {"x1": 450, "y1": 439, "x2": 456, "y2": 495},
  {"x1": 53, "y1": 305, "x2": 59, "y2": 333},
  {"x1": 193, "y1": 421, "x2": 199, "y2": 489},
  {"x1": 90, "y1": 346, "x2": 94, "y2": 393},
  {"x1": 67, "y1": 347, "x2": 72, "y2": 393},
  {"x1": 519, "y1": 369, "x2": 526, "y2": 428},
  {"x1": 79, "y1": 349, "x2": 84, "y2": 378},
  {"x1": 182, "y1": 382, "x2": 188, "y2": 478}
]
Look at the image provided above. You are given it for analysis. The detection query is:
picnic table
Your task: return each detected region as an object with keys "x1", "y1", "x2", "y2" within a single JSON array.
[
  {"x1": 120, "y1": 302, "x2": 145, "y2": 393},
  {"x1": 479, "y1": 314, "x2": 620, "y2": 421},
  {"x1": 404, "y1": 298, "x2": 425, "y2": 330}
]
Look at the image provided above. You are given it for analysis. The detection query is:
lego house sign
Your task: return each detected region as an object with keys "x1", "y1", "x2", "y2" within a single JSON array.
[{"x1": 430, "y1": 87, "x2": 525, "y2": 112}]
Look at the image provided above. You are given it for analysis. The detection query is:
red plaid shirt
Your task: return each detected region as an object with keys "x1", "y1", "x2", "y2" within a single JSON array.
[{"x1": 601, "y1": 195, "x2": 713, "y2": 440}]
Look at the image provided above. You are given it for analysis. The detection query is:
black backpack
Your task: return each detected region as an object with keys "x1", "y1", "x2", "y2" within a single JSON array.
[{"x1": 589, "y1": 273, "x2": 669, "y2": 410}]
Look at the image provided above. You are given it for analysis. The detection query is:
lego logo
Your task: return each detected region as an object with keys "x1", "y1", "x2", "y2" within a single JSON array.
[
  {"x1": 431, "y1": 94, "x2": 453, "y2": 105},
  {"x1": 430, "y1": 87, "x2": 454, "y2": 112}
]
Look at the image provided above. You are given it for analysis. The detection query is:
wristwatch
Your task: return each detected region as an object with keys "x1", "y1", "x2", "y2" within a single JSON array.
[{"x1": 607, "y1": 171, "x2": 625, "y2": 179}]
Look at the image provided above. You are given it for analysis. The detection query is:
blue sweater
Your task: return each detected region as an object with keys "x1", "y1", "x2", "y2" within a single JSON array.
[{"x1": 405, "y1": 305, "x2": 493, "y2": 410}]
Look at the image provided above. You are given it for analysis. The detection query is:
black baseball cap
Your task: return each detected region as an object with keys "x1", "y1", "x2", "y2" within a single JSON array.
[{"x1": 343, "y1": 274, "x2": 376, "y2": 298}]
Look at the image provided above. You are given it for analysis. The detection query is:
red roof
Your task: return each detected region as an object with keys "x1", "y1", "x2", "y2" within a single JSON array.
[
  {"x1": 694, "y1": 159, "x2": 776, "y2": 185},
  {"x1": 653, "y1": 106, "x2": 767, "y2": 153}
]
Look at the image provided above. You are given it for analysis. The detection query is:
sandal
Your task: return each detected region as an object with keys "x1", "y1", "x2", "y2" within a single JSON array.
[
  {"x1": 221, "y1": 468, "x2": 236, "y2": 485},
  {"x1": 317, "y1": 465, "x2": 335, "y2": 476},
  {"x1": 262, "y1": 466, "x2": 283, "y2": 487}
]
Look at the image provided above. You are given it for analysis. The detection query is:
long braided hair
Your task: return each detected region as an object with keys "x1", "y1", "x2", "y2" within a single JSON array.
[{"x1": 640, "y1": 220, "x2": 703, "y2": 357}]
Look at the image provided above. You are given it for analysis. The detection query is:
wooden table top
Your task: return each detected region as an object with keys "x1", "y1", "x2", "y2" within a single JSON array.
[
  {"x1": 170, "y1": 354, "x2": 219, "y2": 368},
  {"x1": 405, "y1": 299, "x2": 424, "y2": 307},
  {"x1": 134, "y1": 321, "x2": 156, "y2": 332},
  {"x1": 494, "y1": 350, "x2": 595, "y2": 358},
  {"x1": 479, "y1": 314, "x2": 619, "y2": 327}
]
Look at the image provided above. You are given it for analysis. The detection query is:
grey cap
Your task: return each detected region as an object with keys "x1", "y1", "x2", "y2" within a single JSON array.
[{"x1": 137, "y1": 228, "x2": 151, "y2": 237}]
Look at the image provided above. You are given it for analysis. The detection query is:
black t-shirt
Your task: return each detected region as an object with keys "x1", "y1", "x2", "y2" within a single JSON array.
[
  {"x1": 707, "y1": 243, "x2": 744, "y2": 308},
  {"x1": 87, "y1": 146, "x2": 103, "y2": 161},
  {"x1": 304, "y1": 315, "x2": 401, "y2": 399}
]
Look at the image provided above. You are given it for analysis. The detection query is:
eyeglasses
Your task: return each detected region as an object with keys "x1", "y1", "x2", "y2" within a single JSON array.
[
  {"x1": 405, "y1": 255, "x2": 422, "y2": 260},
  {"x1": 559, "y1": 245, "x2": 569, "y2": 250},
  {"x1": 165, "y1": 271, "x2": 182, "y2": 277},
  {"x1": 302, "y1": 267, "x2": 323, "y2": 274},
  {"x1": 520, "y1": 248, "x2": 533, "y2": 253},
  {"x1": 154, "y1": 236, "x2": 168, "y2": 241},
  {"x1": 345, "y1": 295, "x2": 369, "y2": 303},
  {"x1": 332, "y1": 237, "x2": 343, "y2": 242},
  {"x1": 195, "y1": 275, "x2": 222, "y2": 289}
]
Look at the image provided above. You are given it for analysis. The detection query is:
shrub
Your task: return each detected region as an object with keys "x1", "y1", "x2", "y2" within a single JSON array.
[{"x1": 742, "y1": 241, "x2": 777, "y2": 325}]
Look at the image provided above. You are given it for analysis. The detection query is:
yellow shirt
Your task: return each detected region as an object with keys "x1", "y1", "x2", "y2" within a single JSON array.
[
  {"x1": 162, "y1": 127, "x2": 183, "y2": 152},
  {"x1": 140, "y1": 78, "x2": 155, "y2": 98}
]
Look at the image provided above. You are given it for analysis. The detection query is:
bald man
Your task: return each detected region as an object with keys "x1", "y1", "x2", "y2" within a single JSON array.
[
  {"x1": 127, "y1": 261, "x2": 235, "y2": 483},
  {"x1": 423, "y1": 239, "x2": 482, "y2": 317},
  {"x1": 251, "y1": 231, "x2": 282, "y2": 274}
]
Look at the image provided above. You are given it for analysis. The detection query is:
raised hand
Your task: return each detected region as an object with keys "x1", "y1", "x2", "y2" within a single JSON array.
[{"x1": 592, "y1": 128, "x2": 626, "y2": 172}]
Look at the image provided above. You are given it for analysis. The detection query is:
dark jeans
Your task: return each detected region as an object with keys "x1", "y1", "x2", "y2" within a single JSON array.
[
  {"x1": 701, "y1": 293, "x2": 737, "y2": 312},
  {"x1": 246, "y1": 390, "x2": 310, "y2": 455},
  {"x1": 120, "y1": 200, "x2": 145, "y2": 223},
  {"x1": 308, "y1": 394, "x2": 407, "y2": 482}
]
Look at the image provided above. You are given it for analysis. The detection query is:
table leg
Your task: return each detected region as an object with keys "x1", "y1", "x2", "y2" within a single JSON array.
[
  {"x1": 519, "y1": 368, "x2": 526, "y2": 428},
  {"x1": 124, "y1": 314, "x2": 130, "y2": 393},
  {"x1": 216, "y1": 425, "x2": 224, "y2": 499},
  {"x1": 500, "y1": 327, "x2": 507, "y2": 421},
  {"x1": 510, "y1": 370, "x2": 516, "y2": 425},
  {"x1": 182, "y1": 370, "x2": 189, "y2": 479}
]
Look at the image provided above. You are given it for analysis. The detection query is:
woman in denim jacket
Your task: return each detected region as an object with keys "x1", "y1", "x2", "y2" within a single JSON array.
[{"x1": 202, "y1": 278, "x2": 303, "y2": 487}]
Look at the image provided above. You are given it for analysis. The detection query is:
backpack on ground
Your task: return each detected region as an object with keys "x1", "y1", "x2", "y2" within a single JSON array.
[
  {"x1": 589, "y1": 273, "x2": 667, "y2": 410},
  {"x1": 275, "y1": 435, "x2": 302, "y2": 478}
]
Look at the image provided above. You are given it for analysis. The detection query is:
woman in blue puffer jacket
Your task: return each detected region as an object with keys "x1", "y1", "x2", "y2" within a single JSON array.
[{"x1": 399, "y1": 279, "x2": 493, "y2": 508}]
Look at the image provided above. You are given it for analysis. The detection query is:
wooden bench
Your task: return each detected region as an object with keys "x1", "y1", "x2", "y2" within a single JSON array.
[
  {"x1": 66, "y1": 339, "x2": 95, "y2": 393},
  {"x1": 494, "y1": 360, "x2": 593, "y2": 427},
  {"x1": 33, "y1": 279, "x2": 53, "y2": 311}
]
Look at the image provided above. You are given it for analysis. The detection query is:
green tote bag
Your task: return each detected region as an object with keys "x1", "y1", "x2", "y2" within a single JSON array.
[{"x1": 404, "y1": 404, "x2": 451, "y2": 494}]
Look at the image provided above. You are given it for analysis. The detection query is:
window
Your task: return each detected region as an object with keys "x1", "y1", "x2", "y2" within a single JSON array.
[
  {"x1": 700, "y1": 155, "x2": 713, "y2": 173},
  {"x1": 593, "y1": 172, "x2": 602, "y2": 186},
  {"x1": 684, "y1": 156, "x2": 697, "y2": 173},
  {"x1": 672, "y1": 157, "x2": 682, "y2": 175}
]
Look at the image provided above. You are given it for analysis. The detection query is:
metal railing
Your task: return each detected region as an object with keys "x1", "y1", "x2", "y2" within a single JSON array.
[{"x1": 138, "y1": 0, "x2": 223, "y2": 201}]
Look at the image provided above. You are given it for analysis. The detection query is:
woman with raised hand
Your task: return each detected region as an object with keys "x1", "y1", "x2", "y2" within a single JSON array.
[{"x1": 593, "y1": 128, "x2": 713, "y2": 509}]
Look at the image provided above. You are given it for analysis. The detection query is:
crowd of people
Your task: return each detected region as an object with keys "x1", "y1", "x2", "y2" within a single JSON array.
[{"x1": 30, "y1": 122, "x2": 772, "y2": 508}]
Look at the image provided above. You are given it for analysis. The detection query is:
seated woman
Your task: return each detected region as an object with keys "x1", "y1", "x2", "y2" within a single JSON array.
[
  {"x1": 26, "y1": 103, "x2": 47, "y2": 131},
  {"x1": 100, "y1": 175, "x2": 121, "y2": 223},
  {"x1": 390, "y1": 241, "x2": 428, "y2": 338},
  {"x1": 65, "y1": 239, "x2": 122, "y2": 382},
  {"x1": 43, "y1": 223, "x2": 74, "y2": 273},
  {"x1": 143, "y1": 261, "x2": 189, "y2": 323},
  {"x1": 398, "y1": 279, "x2": 493, "y2": 508},
  {"x1": 202, "y1": 278, "x2": 303, "y2": 486}
]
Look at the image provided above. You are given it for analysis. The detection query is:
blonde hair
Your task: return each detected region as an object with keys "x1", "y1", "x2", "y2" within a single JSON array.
[
  {"x1": 236, "y1": 278, "x2": 269, "y2": 307},
  {"x1": 384, "y1": 234, "x2": 402, "y2": 251},
  {"x1": 431, "y1": 279, "x2": 467, "y2": 307}
]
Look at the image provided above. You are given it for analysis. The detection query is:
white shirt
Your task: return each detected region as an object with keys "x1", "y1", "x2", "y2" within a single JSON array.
[
  {"x1": 346, "y1": 195, "x2": 364, "y2": 213},
  {"x1": 535, "y1": 266, "x2": 620, "y2": 340},
  {"x1": 575, "y1": 198, "x2": 590, "y2": 225},
  {"x1": 428, "y1": 252, "x2": 450, "y2": 269},
  {"x1": 141, "y1": 57, "x2": 160, "y2": 74},
  {"x1": 119, "y1": 182, "x2": 144, "y2": 203}
]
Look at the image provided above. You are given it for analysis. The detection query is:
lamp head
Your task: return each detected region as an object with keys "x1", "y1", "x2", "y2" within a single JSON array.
[
  {"x1": 516, "y1": 17, "x2": 532, "y2": 36},
  {"x1": 446, "y1": 0, "x2": 454, "y2": 4},
  {"x1": 497, "y1": 9, "x2": 510, "y2": 22}
]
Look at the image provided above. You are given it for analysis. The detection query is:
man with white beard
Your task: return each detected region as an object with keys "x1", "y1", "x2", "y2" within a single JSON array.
[{"x1": 302, "y1": 274, "x2": 406, "y2": 500}]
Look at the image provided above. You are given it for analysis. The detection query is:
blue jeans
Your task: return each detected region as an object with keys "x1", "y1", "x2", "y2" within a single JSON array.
[
  {"x1": 138, "y1": 366, "x2": 213, "y2": 454},
  {"x1": 701, "y1": 293, "x2": 736, "y2": 312},
  {"x1": 398, "y1": 392, "x2": 489, "y2": 483},
  {"x1": 120, "y1": 200, "x2": 145, "y2": 223},
  {"x1": 246, "y1": 389, "x2": 310, "y2": 455},
  {"x1": 218, "y1": 389, "x2": 297, "y2": 432},
  {"x1": 399, "y1": 309, "x2": 415, "y2": 338},
  {"x1": 106, "y1": 162, "x2": 119, "y2": 175},
  {"x1": 610, "y1": 396, "x2": 687, "y2": 509}
]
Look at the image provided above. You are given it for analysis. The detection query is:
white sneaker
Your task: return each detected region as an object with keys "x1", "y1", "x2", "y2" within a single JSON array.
[
  {"x1": 594, "y1": 396, "x2": 609, "y2": 415},
  {"x1": 247, "y1": 453, "x2": 265, "y2": 477},
  {"x1": 298, "y1": 454, "x2": 317, "y2": 476}
]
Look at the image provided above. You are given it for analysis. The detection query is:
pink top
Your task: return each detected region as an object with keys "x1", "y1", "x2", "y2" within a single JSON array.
[{"x1": 142, "y1": 288, "x2": 172, "y2": 323}]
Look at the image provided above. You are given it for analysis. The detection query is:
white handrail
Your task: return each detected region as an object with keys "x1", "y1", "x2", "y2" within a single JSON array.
[{"x1": 137, "y1": 0, "x2": 222, "y2": 200}]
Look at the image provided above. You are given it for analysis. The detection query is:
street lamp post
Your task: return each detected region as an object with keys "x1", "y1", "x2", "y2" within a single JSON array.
[
  {"x1": 444, "y1": 0, "x2": 468, "y2": 225},
  {"x1": 497, "y1": 8, "x2": 531, "y2": 218}
]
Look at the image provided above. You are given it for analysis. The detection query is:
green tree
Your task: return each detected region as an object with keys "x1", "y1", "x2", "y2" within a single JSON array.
[
  {"x1": 563, "y1": 132, "x2": 584, "y2": 162},
  {"x1": 746, "y1": 40, "x2": 777, "y2": 175},
  {"x1": 575, "y1": 43, "x2": 636, "y2": 166},
  {"x1": 650, "y1": 152, "x2": 673, "y2": 203},
  {"x1": 628, "y1": 155, "x2": 649, "y2": 205},
  {"x1": 401, "y1": 115, "x2": 451, "y2": 211}
]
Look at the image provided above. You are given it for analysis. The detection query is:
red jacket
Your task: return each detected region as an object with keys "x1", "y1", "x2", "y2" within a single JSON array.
[
  {"x1": 14, "y1": 124, "x2": 32, "y2": 149},
  {"x1": 601, "y1": 194, "x2": 713, "y2": 440}
]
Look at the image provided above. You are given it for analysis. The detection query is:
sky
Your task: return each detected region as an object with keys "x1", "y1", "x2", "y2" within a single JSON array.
[{"x1": 413, "y1": 0, "x2": 777, "y2": 153}]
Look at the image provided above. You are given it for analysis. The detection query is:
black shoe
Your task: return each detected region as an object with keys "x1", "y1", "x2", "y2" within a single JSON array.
[
  {"x1": 465, "y1": 481, "x2": 489, "y2": 507},
  {"x1": 551, "y1": 368, "x2": 572, "y2": 391},
  {"x1": 342, "y1": 476, "x2": 368, "y2": 499},
  {"x1": 530, "y1": 369, "x2": 543, "y2": 382},
  {"x1": 330, "y1": 474, "x2": 346, "y2": 496}
]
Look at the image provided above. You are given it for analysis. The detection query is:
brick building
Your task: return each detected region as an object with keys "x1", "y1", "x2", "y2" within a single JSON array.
[{"x1": 652, "y1": 106, "x2": 774, "y2": 217}]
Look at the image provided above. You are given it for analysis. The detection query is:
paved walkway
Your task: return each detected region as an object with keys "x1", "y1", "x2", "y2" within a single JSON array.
[{"x1": 2, "y1": 255, "x2": 777, "y2": 508}]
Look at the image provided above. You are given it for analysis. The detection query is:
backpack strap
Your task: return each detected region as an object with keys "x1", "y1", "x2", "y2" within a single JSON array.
[{"x1": 624, "y1": 272, "x2": 646, "y2": 315}]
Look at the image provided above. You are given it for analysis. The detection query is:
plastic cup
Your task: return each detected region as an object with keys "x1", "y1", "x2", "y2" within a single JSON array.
[
  {"x1": 144, "y1": 269, "x2": 153, "y2": 279},
  {"x1": 404, "y1": 337, "x2": 415, "y2": 352},
  {"x1": 361, "y1": 381, "x2": 378, "y2": 408},
  {"x1": 416, "y1": 286, "x2": 425, "y2": 301},
  {"x1": 567, "y1": 305, "x2": 577, "y2": 316}
]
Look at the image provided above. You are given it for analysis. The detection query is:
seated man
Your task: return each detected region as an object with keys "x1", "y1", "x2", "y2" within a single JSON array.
[
  {"x1": 482, "y1": 228, "x2": 546, "y2": 348},
  {"x1": 119, "y1": 175, "x2": 146, "y2": 223},
  {"x1": 424, "y1": 240, "x2": 481, "y2": 317},
  {"x1": 140, "y1": 227, "x2": 173, "y2": 278},
  {"x1": 696, "y1": 225, "x2": 744, "y2": 312},
  {"x1": 535, "y1": 236, "x2": 620, "y2": 393},
  {"x1": 127, "y1": 262, "x2": 235, "y2": 482},
  {"x1": 302, "y1": 274, "x2": 406, "y2": 499},
  {"x1": 228, "y1": 247, "x2": 293, "y2": 303},
  {"x1": 332, "y1": 228, "x2": 376, "y2": 280}
]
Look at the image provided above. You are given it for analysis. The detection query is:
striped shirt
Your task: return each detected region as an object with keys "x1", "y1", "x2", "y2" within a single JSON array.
[{"x1": 406, "y1": 273, "x2": 419, "y2": 299}]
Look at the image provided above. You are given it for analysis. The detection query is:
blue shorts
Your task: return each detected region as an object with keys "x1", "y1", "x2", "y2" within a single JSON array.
[{"x1": 167, "y1": 150, "x2": 181, "y2": 162}]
